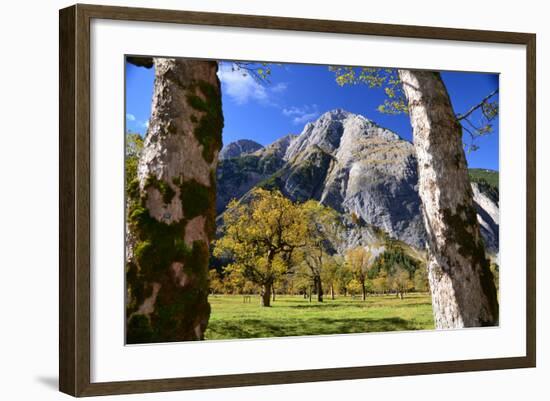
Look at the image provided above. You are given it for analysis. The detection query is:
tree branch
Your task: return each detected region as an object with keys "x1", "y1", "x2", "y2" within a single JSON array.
[{"x1": 456, "y1": 89, "x2": 499, "y2": 121}]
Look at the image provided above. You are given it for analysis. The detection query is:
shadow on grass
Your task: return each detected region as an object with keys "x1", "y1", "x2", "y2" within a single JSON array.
[
  {"x1": 287, "y1": 299, "x2": 431, "y2": 310},
  {"x1": 287, "y1": 303, "x2": 360, "y2": 309},
  {"x1": 206, "y1": 316, "x2": 422, "y2": 340}
]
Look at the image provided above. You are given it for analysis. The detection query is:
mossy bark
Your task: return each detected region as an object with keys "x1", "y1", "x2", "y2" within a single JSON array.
[
  {"x1": 126, "y1": 58, "x2": 222, "y2": 343},
  {"x1": 398, "y1": 70, "x2": 499, "y2": 329}
]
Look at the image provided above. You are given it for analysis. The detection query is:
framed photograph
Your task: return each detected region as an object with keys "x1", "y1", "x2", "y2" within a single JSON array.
[{"x1": 59, "y1": 4, "x2": 536, "y2": 397}]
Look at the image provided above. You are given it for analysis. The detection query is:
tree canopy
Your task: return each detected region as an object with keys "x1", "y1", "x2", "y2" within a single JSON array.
[
  {"x1": 329, "y1": 66, "x2": 499, "y2": 153},
  {"x1": 213, "y1": 188, "x2": 309, "y2": 306}
]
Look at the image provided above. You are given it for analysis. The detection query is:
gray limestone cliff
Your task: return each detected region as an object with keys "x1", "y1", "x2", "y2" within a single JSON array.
[
  {"x1": 216, "y1": 109, "x2": 499, "y2": 253},
  {"x1": 218, "y1": 139, "x2": 263, "y2": 160}
]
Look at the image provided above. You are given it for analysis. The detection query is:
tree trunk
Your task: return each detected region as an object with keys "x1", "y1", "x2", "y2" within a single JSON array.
[
  {"x1": 330, "y1": 284, "x2": 335, "y2": 300},
  {"x1": 308, "y1": 286, "x2": 312, "y2": 303},
  {"x1": 261, "y1": 283, "x2": 272, "y2": 307},
  {"x1": 361, "y1": 282, "x2": 366, "y2": 301},
  {"x1": 126, "y1": 58, "x2": 223, "y2": 343},
  {"x1": 398, "y1": 70, "x2": 499, "y2": 329},
  {"x1": 315, "y1": 276, "x2": 324, "y2": 302},
  {"x1": 272, "y1": 285, "x2": 276, "y2": 302}
]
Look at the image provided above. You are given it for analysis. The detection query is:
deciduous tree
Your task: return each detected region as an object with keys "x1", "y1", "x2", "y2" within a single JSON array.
[
  {"x1": 296, "y1": 201, "x2": 341, "y2": 302},
  {"x1": 331, "y1": 67, "x2": 499, "y2": 328},
  {"x1": 345, "y1": 246, "x2": 375, "y2": 301},
  {"x1": 322, "y1": 255, "x2": 344, "y2": 300},
  {"x1": 213, "y1": 189, "x2": 307, "y2": 306},
  {"x1": 125, "y1": 57, "x2": 223, "y2": 343},
  {"x1": 414, "y1": 265, "x2": 429, "y2": 293},
  {"x1": 399, "y1": 70, "x2": 498, "y2": 327}
]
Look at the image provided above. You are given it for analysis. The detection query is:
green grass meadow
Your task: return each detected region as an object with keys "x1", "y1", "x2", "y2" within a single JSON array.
[{"x1": 205, "y1": 294, "x2": 434, "y2": 340}]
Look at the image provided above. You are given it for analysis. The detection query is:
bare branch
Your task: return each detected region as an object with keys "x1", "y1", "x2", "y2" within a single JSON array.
[
  {"x1": 232, "y1": 61, "x2": 272, "y2": 84},
  {"x1": 456, "y1": 89, "x2": 499, "y2": 121}
]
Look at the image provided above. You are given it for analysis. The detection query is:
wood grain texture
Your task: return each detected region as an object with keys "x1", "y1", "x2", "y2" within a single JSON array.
[
  {"x1": 59, "y1": 3, "x2": 537, "y2": 397},
  {"x1": 75, "y1": 4, "x2": 92, "y2": 396},
  {"x1": 77, "y1": 356, "x2": 534, "y2": 397},
  {"x1": 525, "y1": 34, "x2": 536, "y2": 367},
  {"x1": 59, "y1": 5, "x2": 76, "y2": 396},
  {"x1": 78, "y1": 3, "x2": 533, "y2": 44}
]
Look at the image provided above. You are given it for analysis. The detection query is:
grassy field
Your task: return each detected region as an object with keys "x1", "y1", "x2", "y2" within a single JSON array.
[{"x1": 205, "y1": 294, "x2": 434, "y2": 340}]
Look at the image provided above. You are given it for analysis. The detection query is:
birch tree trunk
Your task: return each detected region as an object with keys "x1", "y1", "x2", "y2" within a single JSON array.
[
  {"x1": 126, "y1": 58, "x2": 223, "y2": 343},
  {"x1": 398, "y1": 70, "x2": 499, "y2": 329}
]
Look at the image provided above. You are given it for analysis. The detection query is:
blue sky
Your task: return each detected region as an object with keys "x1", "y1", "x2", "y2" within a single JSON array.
[{"x1": 126, "y1": 60, "x2": 499, "y2": 170}]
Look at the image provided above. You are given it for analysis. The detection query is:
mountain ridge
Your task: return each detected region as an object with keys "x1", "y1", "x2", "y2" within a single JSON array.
[
  {"x1": 217, "y1": 109, "x2": 499, "y2": 253},
  {"x1": 218, "y1": 139, "x2": 263, "y2": 160}
]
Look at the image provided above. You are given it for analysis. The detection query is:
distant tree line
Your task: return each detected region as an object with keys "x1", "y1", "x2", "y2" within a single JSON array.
[{"x1": 211, "y1": 188, "x2": 430, "y2": 305}]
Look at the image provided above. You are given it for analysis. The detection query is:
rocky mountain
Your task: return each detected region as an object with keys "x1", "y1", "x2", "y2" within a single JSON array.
[
  {"x1": 216, "y1": 109, "x2": 499, "y2": 253},
  {"x1": 472, "y1": 181, "x2": 499, "y2": 252},
  {"x1": 218, "y1": 139, "x2": 263, "y2": 160}
]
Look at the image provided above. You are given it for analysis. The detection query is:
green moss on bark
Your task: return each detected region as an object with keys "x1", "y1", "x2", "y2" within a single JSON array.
[
  {"x1": 144, "y1": 175, "x2": 176, "y2": 204},
  {"x1": 185, "y1": 240, "x2": 210, "y2": 288},
  {"x1": 177, "y1": 173, "x2": 217, "y2": 241},
  {"x1": 127, "y1": 178, "x2": 140, "y2": 201},
  {"x1": 205, "y1": 170, "x2": 218, "y2": 241},
  {"x1": 129, "y1": 205, "x2": 190, "y2": 277},
  {"x1": 442, "y1": 203, "x2": 499, "y2": 325},
  {"x1": 125, "y1": 261, "x2": 140, "y2": 315},
  {"x1": 127, "y1": 314, "x2": 154, "y2": 344},
  {"x1": 125, "y1": 62, "x2": 222, "y2": 343},
  {"x1": 442, "y1": 203, "x2": 485, "y2": 263},
  {"x1": 126, "y1": 171, "x2": 217, "y2": 342},
  {"x1": 178, "y1": 178, "x2": 211, "y2": 219},
  {"x1": 185, "y1": 79, "x2": 223, "y2": 163},
  {"x1": 132, "y1": 239, "x2": 212, "y2": 343}
]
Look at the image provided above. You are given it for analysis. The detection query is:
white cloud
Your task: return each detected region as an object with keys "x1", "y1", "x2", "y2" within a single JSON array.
[
  {"x1": 218, "y1": 67, "x2": 266, "y2": 104},
  {"x1": 126, "y1": 113, "x2": 136, "y2": 121},
  {"x1": 271, "y1": 82, "x2": 288, "y2": 93},
  {"x1": 217, "y1": 64, "x2": 286, "y2": 105},
  {"x1": 282, "y1": 106, "x2": 300, "y2": 117},
  {"x1": 282, "y1": 104, "x2": 320, "y2": 125},
  {"x1": 293, "y1": 111, "x2": 320, "y2": 124}
]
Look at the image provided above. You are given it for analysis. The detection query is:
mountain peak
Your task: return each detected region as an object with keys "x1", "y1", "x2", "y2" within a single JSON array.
[
  {"x1": 219, "y1": 139, "x2": 263, "y2": 160},
  {"x1": 253, "y1": 134, "x2": 298, "y2": 159},
  {"x1": 216, "y1": 112, "x2": 499, "y2": 253},
  {"x1": 284, "y1": 109, "x2": 389, "y2": 162},
  {"x1": 319, "y1": 108, "x2": 353, "y2": 120},
  {"x1": 317, "y1": 109, "x2": 371, "y2": 123}
]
